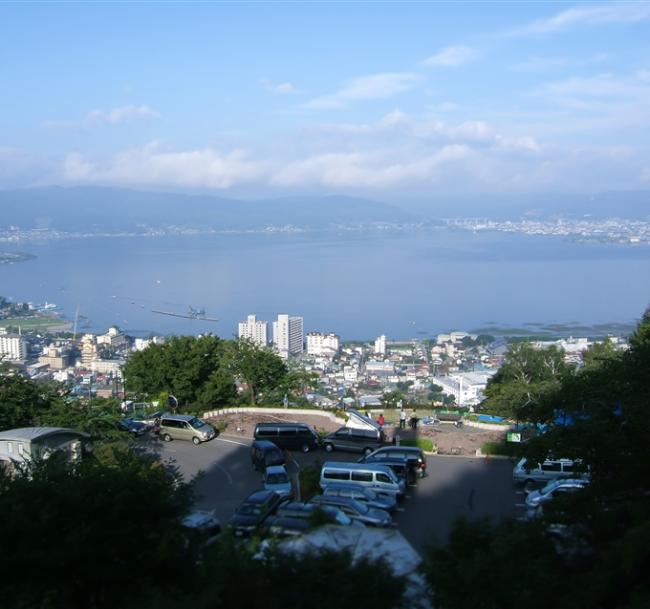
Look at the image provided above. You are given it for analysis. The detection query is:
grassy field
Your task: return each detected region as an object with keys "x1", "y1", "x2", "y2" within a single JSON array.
[{"x1": 0, "y1": 315, "x2": 72, "y2": 331}]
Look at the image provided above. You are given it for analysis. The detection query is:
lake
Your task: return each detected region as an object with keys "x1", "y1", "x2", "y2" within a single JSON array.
[{"x1": 1, "y1": 229, "x2": 649, "y2": 339}]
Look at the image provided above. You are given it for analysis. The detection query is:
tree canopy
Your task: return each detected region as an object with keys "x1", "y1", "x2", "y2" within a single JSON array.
[
  {"x1": 123, "y1": 335, "x2": 237, "y2": 409},
  {"x1": 481, "y1": 342, "x2": 572, "y2": 418},
  {"x1": 425, "y1": 309, "x2": 650, "y2": 609}
]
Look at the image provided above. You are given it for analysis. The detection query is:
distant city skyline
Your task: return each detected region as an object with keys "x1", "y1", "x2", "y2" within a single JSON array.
[{"x1": 1, "y1": 2, "x2": 650, "y2": 198}]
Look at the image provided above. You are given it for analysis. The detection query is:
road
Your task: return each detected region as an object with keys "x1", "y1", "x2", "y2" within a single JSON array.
[{"x1": 149, "y1": 434, "x2": 517, "y2": 554}]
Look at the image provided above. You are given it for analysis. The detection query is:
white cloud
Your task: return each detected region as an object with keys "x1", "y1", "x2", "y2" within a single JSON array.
[
  {"x1": 260, "y1": 79, "x2": 302, "y2": 95},
  {"x1": 508, "y1": 2, "x2": 650, "y2": 36},
  {"x1": 63, "y1": 141, "x2": 268, "y2": 189},
  {"x1": 85, "y1": 105, "x2": 160, "y2": 125},
  {"x1": 423, "y1": 45, "x2": 476, "y2": 68},
  {"x1": 305, "y1": 72, "x2": 419, "y2": 109},
  {"x1": 44, "y1": 105, "x2": 160, "y2": 130}
]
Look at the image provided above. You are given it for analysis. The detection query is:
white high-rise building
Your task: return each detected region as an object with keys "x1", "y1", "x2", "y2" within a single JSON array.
[
  {"x1": 238, "y1": 314, "x2": 269, "y2": 347},
  {"x1": 273, "y1": 314, "x2": 304, "y2": 359},
  {"x1": 306, "y1": 332, "x2": 340, "y2": 356},
  {"x1": 0, "y1": 330, "x2": 27, "y2": 361},
  {"x1": 374, "y1": 334, "x2": 386, "y2": 356}
]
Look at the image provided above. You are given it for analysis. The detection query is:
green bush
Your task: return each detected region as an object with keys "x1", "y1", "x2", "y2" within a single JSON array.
[
  {"x1": 213, "y1": 419, "x2": 228, "y2": 433},
  {"x1": 400, "y1": 438, "x2": 437, "y2": 453},
  {"x1": 481, "y1": 440, "x2": 516, "y2": 456},
  {"x1": 298, "y1": 464, "x2": 321, "y2": 501}
]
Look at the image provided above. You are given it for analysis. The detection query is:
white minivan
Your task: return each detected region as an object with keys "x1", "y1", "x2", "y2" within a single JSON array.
[
  {"x1": 513, "y1": 457, "x2": 589, "y2": 491},
  {"x1": 320, "y1": 462, "x2": 405, "y2": 499}
]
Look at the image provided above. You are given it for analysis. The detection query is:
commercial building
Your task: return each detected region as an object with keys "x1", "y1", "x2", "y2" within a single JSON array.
[
  {"x1": 374, "y1": 335, "x2": 386, "y2": 356},
  {"x1": 38, "y1": 346, "x2": 71, "y2": 370},
  {"x1": 97, "y1": 326, "x2": 127, "y2": 349},
  {"x1": 238, "y1": 314, "x2": 269, "y2": 347},
  {"x1": 0, "y1": 330, "x2": 27, "y2": 362},
  {"x1": 273, "y1": 314, "x2": 304, "y2": 359},
  {"x1": 306, "y1": 332, "x2": 340, "y2": 357}
]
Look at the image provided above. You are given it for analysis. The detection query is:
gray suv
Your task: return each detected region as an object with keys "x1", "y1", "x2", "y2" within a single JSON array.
[
  {"x1": 322, "y1": 427, "x2": 384, "y2": 455},
  {"x1": 159, "y1": 414, "x2": 217, "y2": 445}
]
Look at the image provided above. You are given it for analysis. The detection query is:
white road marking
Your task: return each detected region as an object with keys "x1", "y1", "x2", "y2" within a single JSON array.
[{"x1": 216, "y1": 437, "x2": 250, "y2": 447}]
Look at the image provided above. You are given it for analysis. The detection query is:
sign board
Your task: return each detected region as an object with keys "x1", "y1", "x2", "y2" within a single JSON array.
[{"x1": 507, "y1": 432, "x2": 521, "y2": 443}]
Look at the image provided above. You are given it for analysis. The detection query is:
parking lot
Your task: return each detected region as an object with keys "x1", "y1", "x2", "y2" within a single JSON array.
[{"x1": 150, "y1": 433, "x2": 517, "y2": 553}]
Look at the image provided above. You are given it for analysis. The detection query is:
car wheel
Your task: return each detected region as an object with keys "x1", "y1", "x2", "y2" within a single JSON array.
[
  {"x1": 301, "y1": 444, "x2": 310, "y2": 453},
  {"x1": 163, "y1": 433, "x2": 172, "y2": 442},
  {"x1": 364, "y1": 447, "x2": 373, "y2": 456},
  {"x1": 324, "y1": 443, "x2": 334, "y2": 452},
  {"x1": 524, "y1": 479, "x2": 535, "y2": 492},
  {"x1": 192, "y1": 436, "x2": 201, "y2": 446}
]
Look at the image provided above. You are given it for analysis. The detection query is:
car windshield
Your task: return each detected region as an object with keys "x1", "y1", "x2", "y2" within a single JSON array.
[
  {"x1": 237, "y1": 503, "x2": 262, "y2": 516},
  {"x1": 268, "y1": 451, "x2": 283, "y2": 462},
  {"x1": 189, "y1": 417, "x2": 205, "y2": 429},
  {"x1": 267, "y1": 473, "x2": 289, "y2": 484}
]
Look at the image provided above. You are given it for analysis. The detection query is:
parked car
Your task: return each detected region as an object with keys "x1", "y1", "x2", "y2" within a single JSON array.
[
  {"x1": 358, "y1": 456, "x2": 413, "y2": 485},
  {"x1": 159, "y1": 414, "x2": 217, "y2": 445},
  {"x1": 322, "y1": 427, "x2": 384, "y2": 455},
  {"x1": 274, "y1": 501, "x2": 364, "y2": 528},
  {"x1": 181, "y1": 509, "x2": 222, "y2": 538},
  {"x1": 263, "y1": 465, "x2": 293, "y2": 498},
  {"x1": 320, "y1": 462, "x2": 405, "y2": 499},
  {"x1": 251, "y1": 440, "x2": 286, "y2": 472},
  {"x1": 131, "y1": 410, "x2": 166, "y2": 425},
  {"x1": 360, "y1": 446, "x2": 427, "y2": 478},
  {"x1": 309, "y1": 495, "x2": 392, "y2": 527},
  {"x1": 513, "y1": 457, "x2": 589, "y2": 491},
  {"x1": 253, "y1": 423, "x2": 320, "y2": 453},
  {"x1": 526, "y1": 478, "x2": 589, "y2": 510},
  {"x1": 322, "y1": 483, "x2": 397, "y2": 513},
  {"x1": 117, "y1": 418, "x2": 149, "y2": 437},
  {"x1": 228, "y1": 490, "x2": 284, "y2": 537}
]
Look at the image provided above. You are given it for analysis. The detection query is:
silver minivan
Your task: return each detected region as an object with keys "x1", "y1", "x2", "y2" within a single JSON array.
[
  {"x1": 159, "y1": 414, "x2": 216, "y2": 445},
  {"x1": 319, "y1": 462, "x2": 405, "y2": 499},
  {"x1": 513, "y1": 457, "x2": 589, "y2": 491}
]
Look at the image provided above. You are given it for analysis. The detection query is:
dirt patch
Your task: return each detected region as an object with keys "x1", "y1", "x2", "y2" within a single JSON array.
[
  {"x1": 405, "y1": 423, "x2": 506, "y2": 456},
  {"x1": 207, "y1": 412, "x2": 505, "y2": 456},
  {"x1": 206, "y1": 411, "x2": 341, "y2": 439}
]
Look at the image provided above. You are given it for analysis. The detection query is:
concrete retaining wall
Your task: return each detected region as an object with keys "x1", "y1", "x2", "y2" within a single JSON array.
[
  {"x1": 464, "y1": 420, "x2": 513, "y2": 431},
  {"x1": 203, "y1": 406, "x2": 347, "y2": 426}
]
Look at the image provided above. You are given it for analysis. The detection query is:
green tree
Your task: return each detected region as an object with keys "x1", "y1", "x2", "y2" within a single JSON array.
[
  {"x1": 0, "y1": 368, "x2": 63, "y2": 429},
  {"x1": 0, "y1": 453, "x2": 192, "y2": 609},
  {"x1": 423, "y1": 308, "x2": 650, "y2": 609},
  {"x1": 228, "y1": 338, "x2": 288, "y2": 405},
  {"x1": 123, "y1": 335, "x2": 236, "y2": 409},
  {"x1": 481, "y1": 342, "x2": 571, "y2": 419},
  {"x1": 380, "y1": 389, "x2": 404, "y2": 409}
]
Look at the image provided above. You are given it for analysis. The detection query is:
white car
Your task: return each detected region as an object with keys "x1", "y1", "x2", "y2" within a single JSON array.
[
  {"x1": 526, "y1": 478, "x2": 588, "y2": 510},
  {"x1": 263, "y1": 465, "x2": 293, "y2": 498}
]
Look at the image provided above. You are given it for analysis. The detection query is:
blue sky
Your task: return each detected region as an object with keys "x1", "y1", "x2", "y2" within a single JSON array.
[{"x1": 1, "y1": 1, "x2": 650, "y2": 198}]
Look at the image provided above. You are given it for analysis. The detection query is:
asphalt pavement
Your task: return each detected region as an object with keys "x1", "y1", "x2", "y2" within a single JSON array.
[{"x1": 149, "y1": 434, "x2": 517, "y2": 554}]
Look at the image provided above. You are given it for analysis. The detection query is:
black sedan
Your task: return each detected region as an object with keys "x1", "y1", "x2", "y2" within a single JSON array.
[
  {"x1": 117, "y1": 418, "x2": 149, "y2": 437},
  {"x1": 228, "y1": 490, "x2": 284, "y2": 537}
]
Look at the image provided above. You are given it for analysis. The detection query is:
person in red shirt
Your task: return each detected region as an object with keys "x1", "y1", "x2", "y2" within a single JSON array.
[{"x1": 377, "y1": 413, "x2": 385, "y2": 427}]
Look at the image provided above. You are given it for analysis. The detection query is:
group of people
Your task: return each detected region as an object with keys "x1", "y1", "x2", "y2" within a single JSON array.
[{"x1": 371, "y1": 408, "x2": 419, "y2": 430}]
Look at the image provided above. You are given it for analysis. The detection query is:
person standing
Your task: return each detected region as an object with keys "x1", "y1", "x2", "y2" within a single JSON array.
[
  {"x1": 410, "y1": 410, "x2": 418, "y2": 430},
  {"x1": 399, "y1": 408, "x2": 407, "y2": 429},
  {"x1": 377, "y1": 413, "x2": 385, "y2": 427}
]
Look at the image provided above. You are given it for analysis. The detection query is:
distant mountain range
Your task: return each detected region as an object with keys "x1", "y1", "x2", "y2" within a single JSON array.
[
  {"x1": 0, "y1": 186, "x2": 648, "y2": 233},
  {"x1": 0, "y1": 187, "x2": 415, "y2": 232}
]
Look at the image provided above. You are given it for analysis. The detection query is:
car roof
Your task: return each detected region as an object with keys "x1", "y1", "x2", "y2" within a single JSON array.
[
  {"x1": 265, "y1": 465, "x2": 287, "y2": 474},
  {"x1": 256, "y1": 422, "x2": 311, "y2": 429},
  {"x1": 245, "y1": 490, "x2": 279, "y2": 503},
  {"x1": 253, "y1": 440, "x2": 282, "y2": 450},
  {"x1": 322, "y1": 461, "x2": 394, "y2": 473}
]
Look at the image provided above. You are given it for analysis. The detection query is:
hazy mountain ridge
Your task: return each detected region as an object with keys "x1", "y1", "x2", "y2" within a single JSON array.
[
  {"x1": 0, "y1": 187, "x2": 415, "y2": 232},
  {"x1": 0, "y1": 187, "x2": 648, "y2": 234}
]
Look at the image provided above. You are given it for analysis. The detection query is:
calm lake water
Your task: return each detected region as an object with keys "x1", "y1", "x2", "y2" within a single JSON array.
[{"x1": 1, "y1": 229, "x2": 649, "y2": 339}]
